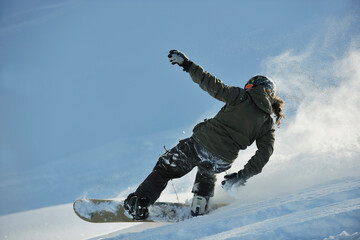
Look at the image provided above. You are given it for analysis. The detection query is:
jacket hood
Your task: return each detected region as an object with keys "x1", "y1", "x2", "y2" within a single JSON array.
[{"x1": 247, "y1": 86, "x2": 273, "y2": 114}]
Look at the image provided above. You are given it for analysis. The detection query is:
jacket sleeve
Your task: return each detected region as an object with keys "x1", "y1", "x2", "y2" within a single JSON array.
[
  {"x1": 242, "y1": 123, "x2": 275, "y2": 179},
  {"x1": 188, "y1": 63, "x2": 245, "y2": 104}
]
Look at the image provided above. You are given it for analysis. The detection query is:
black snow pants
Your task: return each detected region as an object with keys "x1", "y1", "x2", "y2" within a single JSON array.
[{"x1": 134, "y1": 137, "x2": 231, "y2": 204}]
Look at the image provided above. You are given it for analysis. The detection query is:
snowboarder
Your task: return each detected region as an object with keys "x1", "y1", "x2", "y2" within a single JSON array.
[{"x1": 124, "y1": 50, "x2": 285, "y2": 220}]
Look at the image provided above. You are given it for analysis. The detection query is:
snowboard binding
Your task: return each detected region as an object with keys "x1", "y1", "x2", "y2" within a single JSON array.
[
  {"x1": 124, "y1": 193, "x2": 150, "y2": 220},
  {"x1": 191, "y1": 194, "x2": 209, "y2": 216}
]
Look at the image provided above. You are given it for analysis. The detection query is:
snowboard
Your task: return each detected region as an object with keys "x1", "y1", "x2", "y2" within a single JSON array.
[{"x1": 73, "y1": 198, "x2": 227, "y2": 223}]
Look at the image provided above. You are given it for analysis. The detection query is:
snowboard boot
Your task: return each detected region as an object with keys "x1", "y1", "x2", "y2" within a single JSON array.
[
  {"x1": 124, "y1": 193, "x2": 151, "y2": 220},
  {"x1": 190, "y1": 194, "x2": 209, "y2": 216}
]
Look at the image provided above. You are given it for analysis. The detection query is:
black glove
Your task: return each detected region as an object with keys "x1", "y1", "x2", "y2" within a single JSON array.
[
  {"x1": 168, "y1": 49, "x2": 193, "y2": 72},
  {"x1": 221, "y1": 170, "x2": 247, "y2": 191}
]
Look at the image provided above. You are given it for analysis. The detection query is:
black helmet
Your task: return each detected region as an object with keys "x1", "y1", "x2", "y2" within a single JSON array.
[{"x1": 245, "y1": 75, "x2": 276, "y2": 97}]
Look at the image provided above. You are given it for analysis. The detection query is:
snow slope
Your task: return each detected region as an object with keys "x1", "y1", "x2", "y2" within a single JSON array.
[
  {"x1": 1, "y1": 177, "x2": 359, "y2": 240},
  {"x1": 95, "y1": 178, "x2": 360, "y2": 240}
]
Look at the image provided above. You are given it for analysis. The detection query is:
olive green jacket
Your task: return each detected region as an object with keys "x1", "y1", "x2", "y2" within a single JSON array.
[{"x1": 189, "y1": 63, "x2": 275, "y2": 178}]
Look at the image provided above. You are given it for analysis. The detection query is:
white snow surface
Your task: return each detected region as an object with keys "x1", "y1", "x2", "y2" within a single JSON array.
[
  {"x1": 0, "y1": 203, "x2": 138, "y2": 240},
  {"x1": 97, "y1": 178, "x2": 360, "y2": 240},
  {"x1": 1, "y1": 177, "x2": 359, "y2": 240}
]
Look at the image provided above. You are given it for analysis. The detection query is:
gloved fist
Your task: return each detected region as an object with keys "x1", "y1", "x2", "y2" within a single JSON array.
[
  {"x1": 221, "y1": 171, "x2": 247, "y2": 191},
  {"x1": 168, "y1": 49, "x2": 193, "y2": 72}
]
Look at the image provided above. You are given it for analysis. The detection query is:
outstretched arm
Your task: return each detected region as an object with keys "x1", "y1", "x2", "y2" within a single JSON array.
[
  {"x1": 188, "y1": 63, "x2": 245, "y2": 104},
  {"x1": 168, "y1": 49, "x2": 245, "y2": 104}
]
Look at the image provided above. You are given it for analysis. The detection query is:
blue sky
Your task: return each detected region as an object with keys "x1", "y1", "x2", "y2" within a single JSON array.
[{"x1": 0, "y1": 1, "x2": 359, "y2": 193}]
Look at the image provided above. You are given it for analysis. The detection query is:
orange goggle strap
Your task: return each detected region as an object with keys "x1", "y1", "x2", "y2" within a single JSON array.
[{"x1": 245, "y1": 84, "x2": 253, "y2": 89}]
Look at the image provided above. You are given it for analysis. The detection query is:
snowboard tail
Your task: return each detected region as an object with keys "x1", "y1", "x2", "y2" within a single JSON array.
[{"x1": 73, "y1": 199, "x2": 138, "y2": 223}]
